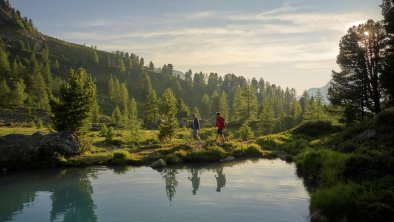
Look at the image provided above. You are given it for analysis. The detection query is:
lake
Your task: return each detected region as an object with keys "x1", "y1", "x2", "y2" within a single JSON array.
[{"x1": 0, "y1": 159, "x2": 310, "y2": 222}]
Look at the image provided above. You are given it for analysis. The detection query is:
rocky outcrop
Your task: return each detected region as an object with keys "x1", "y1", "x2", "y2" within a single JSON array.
[
  {"x1": 150, "y1": 159, "x2": 166, "y2": 168},
  {"x1": 352, "y1": 129, "x2": 377, "y2": 143},
  {"x1": 219, "y1": 156, "x2": 235, "y2": 162},
  {"x1": 0, "y1": 131, "x2": 81, "y2": 168}
]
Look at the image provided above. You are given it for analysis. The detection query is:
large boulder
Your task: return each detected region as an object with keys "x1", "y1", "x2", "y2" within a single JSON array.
[{"x1": 0, "y1": 131, "x2": 81, "y2": 168}]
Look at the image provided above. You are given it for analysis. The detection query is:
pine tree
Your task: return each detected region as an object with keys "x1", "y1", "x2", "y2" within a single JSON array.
[
  {"x1": 0, "y1": 40, "x2": 11, "y2": 78},
  {"x1": 139, "y1": 72, "x2": 153, "y2": 102},
  {"x1": 50, "y1": 68, "x2": 97, "y2": 132},
  {"x1": 232, "y1": 86, "x2": 246, "y2": 123},
  {"x1": 159, "y1": 88, "x2": 178, "y2": 141},
  {"x1": 112, "y1": 105, "x2": 123, "y2": 126},
  {"x1": 0, "y1": 78, "x2": 11, "y2": 105},
  {"x1": 9, "y1": 78, "x2": 27, "y2": 107},
  {"x1": 290, "y1": 98, "x2": 302, "y2": 125},
  {"x1": 108, "y1": 75, "x2": 116, "y2": 101},
  {"x1": 120, "y1": 83, "x2": 129, "y2": 112},
  {"x1": 28, "y1": 71, "x2": 50, "y2": 110},
  {"x1": 126, "y1": 98, "x2": 141, "y2": 142},
  {"x1": 242, "y1": 84, "x2": 258, "y2": 120},
  {"x1": 176, "y1": 99, "x2": 190, "y2": 120},
  {"x1": 201, "y1": 93, "x2": 210, "y2": 119},
  {"x1": 143, "y1": 89, "x2": 159, "y2": 127},
  {"x1": 382, "y1": 0, "x2": 394, "y2": 105},
  {"x1": 90, "y1": 49, "x2": 99, "y2": 64},
  {"x1": 258, "y1": 98, "x2": 276, "y2": 135},
  {"x1": 329, "y1": 20, "x2": 386, "y2": 122},
  {"x1": 219, "y1": 92, "x2": 229, "y2": 120}
]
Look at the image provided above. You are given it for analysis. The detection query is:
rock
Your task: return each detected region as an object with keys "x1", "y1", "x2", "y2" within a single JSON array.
[
  {"x1": 310, "y1": 210, "x2": 328, "y2": 222},
  {"x1": 0, "y1": 131, "x2": 81, "y2": 168},
  {"x1": 39, "y1": 131, "x2": 81, "y2": 155},
  {"x1": 219, "y1": 156, "x2": 235, "y2": 162},
  {"x1": 33, "y1": 131, "x2": 46, "y2": 137},
  {"x1": 352, "y1": 129, "x2": 377, "y2": 143},
  {"x1": 150, "y1": 159, "x2": 166, "y2": 168},
  {"x1": 276, "y1": 151, "x2": 291, "y2": 161}
]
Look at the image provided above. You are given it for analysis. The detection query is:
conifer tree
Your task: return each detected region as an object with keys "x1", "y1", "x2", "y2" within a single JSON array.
[
  {"x1": 90, "y1": 49, "x2": 99, "y2": 64},
  {"x1": 201, "y1": 93, "x2": 210, "y2": 119},
  {"x1": 120, "y1": 83, "x2": 129, "y2": 112},
  {"x1": 159, "y1": 88, "x2": 178, "y2": 141},
  {"x1": 9, "y1": 78, "x2": 27, "y2": 107},
  {"x1": 50, "y1": 68, "x2": 96, "y2": 132},
  {"x1": 108, "y1": 75, "x2": 116, "y2": 101},
  {"x1": 176, "y1": 99, "x2": 190, "y2": 121},
  {"x1": 28, "y1": 71, "x2": 50, "y2": 110},
  {"x1": 232, "y1": 86, "x2": 246, "y2": 123},
  {"x1": 143, "y1": 89, "x2": 159, "y2": 127},
  {"x1": 329, "y1": 20, "x2": 386, "y2": 122},
  {"x1": 219, "y1": 91, "x2": 229, "y2": 120},
  {"x1": 242, "y1": 84, "x2": 258, "y2": 120},
  {"x1": 112, "y1": 105, "x2": 123, "y2": 126},
  {"x1": 0, "y1": 40, "x2": 11, "y2": 78},
  {"x1": 126, "y1": 98, "x2": 141, "y2": 142},
  {"x1": 0, "y1": 78, "x2": 11, "y2": 105},
  {"x1": 258, "y1": 98, "x2": 276, "y2": 135}
]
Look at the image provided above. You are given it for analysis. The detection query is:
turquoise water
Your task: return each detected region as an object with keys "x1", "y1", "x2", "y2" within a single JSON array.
[{"x1": 0, "y1": 159, "x2": 309, "y2": 222}]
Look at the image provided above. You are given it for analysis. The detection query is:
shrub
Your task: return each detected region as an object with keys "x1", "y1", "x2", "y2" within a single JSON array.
[
  {"x1": 374, "y1": 108, "x2": 394, "y2": 131},
  {"x1": 310, "y1": 183, "x2": 361, "y2": 222},
  {"x1": 105, "y1": 126, "x2": 115, "y2": 141},
  {"x1": 237, "y1": 122, "x2": 254, "y2": 141},
  {"x1": 296, "y1": 149, "x2": 349, "y2": 187},
  {"x1": 296, "y1": 149, "x2": 324, "y2": 181},
  {"x1": 256, "y1": 133, "x2": 289, "y2": 149},
  {"x1": 111, "y1": 150, "x2": 132, "y2": 165},
  {"x1": 311, "y1": 182, "x2": 394, "y2": 222},
  {"x1": 280, "y1": 137, "x2": 310, "y2": 155},
  {"x1": 243, "y1": 144, "x2": 263, "y2": 157},
  {"x1": 294, "y1": 121, "x2": 341, "y2": 137},
  {"x1": 343, "y1": 153, "x2": 394, "y2": 181}
]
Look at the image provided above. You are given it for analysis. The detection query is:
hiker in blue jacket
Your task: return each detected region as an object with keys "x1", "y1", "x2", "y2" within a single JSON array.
[{"x1": 192, "y1": 113, "x2": 202, "y2": 145}]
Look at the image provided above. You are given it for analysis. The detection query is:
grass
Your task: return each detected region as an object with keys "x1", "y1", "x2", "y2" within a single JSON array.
[{"x1": 0, "y1": 126, "x2": 50, "y2": 136}]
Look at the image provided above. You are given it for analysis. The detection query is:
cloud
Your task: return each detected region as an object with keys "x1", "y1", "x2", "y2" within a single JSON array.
[{"x1": 57, "y1": 2, "x2": 381, "y2": 93}]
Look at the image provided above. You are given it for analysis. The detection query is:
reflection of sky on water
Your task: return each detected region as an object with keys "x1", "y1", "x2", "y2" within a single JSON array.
[{"x1": 0, "y1": 159, "x2": 309, "y2": 222}]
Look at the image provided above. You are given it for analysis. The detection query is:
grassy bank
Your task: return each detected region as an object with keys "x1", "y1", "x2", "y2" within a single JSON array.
[
  {"x1": 0, "y1": 126, "x2": 275, "y2": 169},
  {"x1": 256, "y1": 109, "x2": 394, "y2": 222}
]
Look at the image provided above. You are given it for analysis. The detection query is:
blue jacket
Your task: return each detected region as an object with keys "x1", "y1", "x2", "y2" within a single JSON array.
[{"x1": 193, "y1": 117, "x2": 200, "y2": 129}]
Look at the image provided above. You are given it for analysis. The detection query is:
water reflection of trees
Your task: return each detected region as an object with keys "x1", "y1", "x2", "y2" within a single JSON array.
[
  {"x1": 161, "y1": 168, "x2": 179, "y2": 202},
  {"x1": 0, "y1": 168, "x2": 97, "y2": 222}
]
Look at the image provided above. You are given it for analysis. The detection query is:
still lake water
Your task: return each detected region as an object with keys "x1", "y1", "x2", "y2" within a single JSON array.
[{"x1": 0, "y1": 159, "x2": 309, "y2": 222}]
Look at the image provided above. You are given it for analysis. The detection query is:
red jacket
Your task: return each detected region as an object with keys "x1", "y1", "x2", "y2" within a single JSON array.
[{"x1": 215, "y1": 116, "x2": 225, "y2": 129}]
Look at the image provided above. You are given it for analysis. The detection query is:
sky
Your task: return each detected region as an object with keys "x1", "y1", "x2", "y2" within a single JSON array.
[{"x1": 10, "y1": 0, "x2": 382, "y2": 94}]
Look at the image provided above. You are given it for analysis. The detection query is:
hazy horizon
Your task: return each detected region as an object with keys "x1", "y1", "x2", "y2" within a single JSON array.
[{"x1": 10, "y1": 0, "x2": 382, "y2": 94}]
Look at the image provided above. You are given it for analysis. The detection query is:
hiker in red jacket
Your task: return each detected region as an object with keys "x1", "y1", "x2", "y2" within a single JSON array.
[{"x1": 215, "y1": 112, "x2": 226, "y2": 144}]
